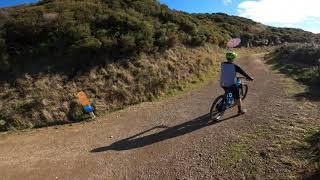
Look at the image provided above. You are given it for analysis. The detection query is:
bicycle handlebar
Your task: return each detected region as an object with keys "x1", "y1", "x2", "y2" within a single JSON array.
[{"x1": 237, "y1": 76, "x2": 254, "y2": 81}]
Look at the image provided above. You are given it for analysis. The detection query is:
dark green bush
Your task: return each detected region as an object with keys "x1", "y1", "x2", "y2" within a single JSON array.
[
  {"x1": 70, "y1": 37, "x2": 102, "y2": 57},
  {"x1": 273, "y1": 43, "x2": 320, "y2": 85},
  {"x1": 276, "y1": 43, "x2": 320, "y2": 66},
  {"x1": 154, "y1": 22, "x2": 179, "y2": 49}
]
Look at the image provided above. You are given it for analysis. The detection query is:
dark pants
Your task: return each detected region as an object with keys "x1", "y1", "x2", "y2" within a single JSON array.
[{"x1": 222, "y1": 84, "x2": 240, "y2": 100}]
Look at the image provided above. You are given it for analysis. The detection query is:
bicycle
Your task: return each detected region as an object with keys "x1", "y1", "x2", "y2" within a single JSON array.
[{"x1": 210, "y1": 77, "x2": 249, "y2": 121}]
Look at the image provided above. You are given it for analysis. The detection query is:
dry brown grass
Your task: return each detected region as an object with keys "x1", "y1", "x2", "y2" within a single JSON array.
[
  {"x1": 0, "y1": 45, "x2": 267, "y2": 131},
  {"x1": 0, "y1": 45, "x2": 223, "y2": 130}
]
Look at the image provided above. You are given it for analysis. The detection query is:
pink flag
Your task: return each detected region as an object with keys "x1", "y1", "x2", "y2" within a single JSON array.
[{"x1": 227, "y1": 38, "x2": 241, "y2": 48}]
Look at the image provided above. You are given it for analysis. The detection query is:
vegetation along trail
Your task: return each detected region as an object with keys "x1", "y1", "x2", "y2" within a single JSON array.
[{"x1": 0, "y1": 54, "x2": 319, "y2": 179}]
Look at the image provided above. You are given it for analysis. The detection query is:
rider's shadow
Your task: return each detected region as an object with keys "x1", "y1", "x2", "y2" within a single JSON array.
[{"x1": 90, "y1": 114, "x2": 239, "y2": 152}]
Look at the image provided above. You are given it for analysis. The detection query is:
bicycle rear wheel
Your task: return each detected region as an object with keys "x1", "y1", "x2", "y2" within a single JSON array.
[{"x1": 210, "y1": 95, "x2": 226, "y2": 121}]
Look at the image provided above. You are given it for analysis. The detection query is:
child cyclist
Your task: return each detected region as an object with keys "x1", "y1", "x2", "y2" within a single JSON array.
[{"x1": 220, "y1": 52, "x2": 254, "y2": 114}]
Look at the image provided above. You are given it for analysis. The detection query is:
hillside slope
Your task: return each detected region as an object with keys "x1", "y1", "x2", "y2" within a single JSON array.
[
  {"x1": 0, "y1": 0, "x2": 319, "y2": 131},
  {"x1": 0, "y1": 0, "x2": 228, "y2": 75},
  {"x1": 0, "y1": 0, "x2": 319, "y2": 75}
]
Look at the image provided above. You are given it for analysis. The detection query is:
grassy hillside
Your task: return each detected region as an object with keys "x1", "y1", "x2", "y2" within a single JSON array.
[
  {"x1": 267, "y1": 43, "x2": 320, "y2": 100},
  {"x1": 0, "y1": 0, "x2": 319, "y2": 131},
  {"x1": 0, "y1": 44, "x2": 225, "y2": 131},
  {"x1": 0, "y1": 0, "x2": 228, "y2": 76},
  {"x1": 0, "y1": 0, "x2": 319, "y2": 76}
]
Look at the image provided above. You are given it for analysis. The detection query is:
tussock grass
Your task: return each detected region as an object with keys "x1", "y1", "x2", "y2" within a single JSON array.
[
  {"x1": 0, "y1": 46, "x2": 266, "y2": 131},
  {"x1": 0, "y1": 45, "x2": 223, "y2": 131},
  {"x1": 230, "y1": 143, "x2": 249, "y2": 161}
]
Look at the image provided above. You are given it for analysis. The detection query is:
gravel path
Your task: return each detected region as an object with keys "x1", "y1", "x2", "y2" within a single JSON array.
[{"x1": 0, "y1": 54, "x2": 319, "y2": 179}]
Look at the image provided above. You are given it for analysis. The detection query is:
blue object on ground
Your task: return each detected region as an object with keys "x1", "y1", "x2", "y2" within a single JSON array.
[{"x1": 84, "y1": 105, "x2": 94, "y2": 113}]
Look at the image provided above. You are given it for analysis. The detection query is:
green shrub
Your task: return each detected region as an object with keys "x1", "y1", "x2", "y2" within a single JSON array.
[
  {"x1": 0, "y1": 38, "x2": 10, "y2": 72},
  {"x1": 273, "y1": 43, "x2": 320, "y2": 86},
  {"x1": 67, "y1": 24, "x2": 91, "y2": 41},
  {"x1": 155, "y1": 22, "x2": 179, "y2": 49},
  {"x1": 71, "y1": 37, "x2": 102, "y2": 52},
  {"x1": 276, "y1": 43, "x2": 320, "y2": 66},
  {"x1": 118, "y1": 34, "x2": 136, "y2": 54},
  {"x1": 0, "y1": 52, "x2": 9, "y2": 72}
]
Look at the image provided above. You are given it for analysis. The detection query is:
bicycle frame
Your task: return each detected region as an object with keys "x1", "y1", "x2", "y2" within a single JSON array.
[{"x1": 223, "y1": 77, "x2": 244, "y2": 108}]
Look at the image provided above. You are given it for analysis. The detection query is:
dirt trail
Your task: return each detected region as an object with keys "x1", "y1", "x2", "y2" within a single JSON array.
[{"x1": 0, "y1": 54, "x2": 319, "y2": 179}]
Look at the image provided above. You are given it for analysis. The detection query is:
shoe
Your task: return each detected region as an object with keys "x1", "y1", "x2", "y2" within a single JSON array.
[{"x1": 238, "y1": 109, "x2": 247, "y2": 115}]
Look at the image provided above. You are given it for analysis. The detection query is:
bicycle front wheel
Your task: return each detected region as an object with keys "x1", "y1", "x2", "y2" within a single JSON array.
[
  {"x1": 240, "y1": 84, "x2": 248, "y2": 100},
  {"x1": 210, "y1": 95, "x2": 226, "y2": 121}
]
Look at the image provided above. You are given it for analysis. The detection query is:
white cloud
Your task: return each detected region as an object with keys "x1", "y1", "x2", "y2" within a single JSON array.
[
  {"x1": 238, "y1": 0, "x2": 320, "y2": 32},
  {"x1": 223, "y1": 0, "x2": 232, "y2": 5},
  {"x1": 304, "y1": 27, "x2": 320, "y2": 34}
]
